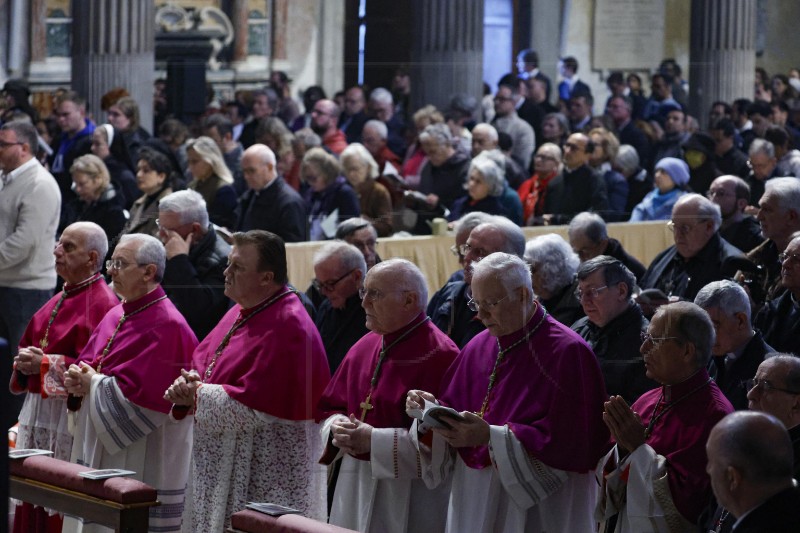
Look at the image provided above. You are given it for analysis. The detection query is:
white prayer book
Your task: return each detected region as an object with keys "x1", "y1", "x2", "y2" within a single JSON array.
[
  {"x1": 78, "y1": 469, "x2": 136, "y2": 480},
  {"x1": 407, "y1": 398, "x2": 466, "y2": 429},
  {"x1": 9, "y1": 448, "x2": 54, "y2": 459},
  {"x1": 245, "y1": 502, "x2": 302, "y2": 516}
]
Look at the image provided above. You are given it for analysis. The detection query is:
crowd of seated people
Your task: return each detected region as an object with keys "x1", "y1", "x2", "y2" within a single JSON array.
[{"x1": 3, "y1": 58, "x2": 800, "y2": 533}]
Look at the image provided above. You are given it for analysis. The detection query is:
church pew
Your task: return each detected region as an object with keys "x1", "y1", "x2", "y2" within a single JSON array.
[
  {"x1": 228, "y1": 509, "x2": 358, "y2": 533},
  {"x1": 9, "y1": 455, "x2": 158, "y2": 533}
]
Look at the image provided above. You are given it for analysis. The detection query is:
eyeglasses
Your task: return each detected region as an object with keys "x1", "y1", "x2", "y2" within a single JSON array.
[
  {"x1": 575, "y1": 285, "x2": 608, "y2": 301},
  {"x1": 467, "y1": 294, "x2": 509, "y2": 312},
  {"x1": 744, "y1": 378, "x2": 800, "y2": 395},
  {"x1": 778, "y1": 252, "x2": 800, "y2": 264},
  {"x1": 312, "y1": 268, "x2": 355, "y2": 292},
  {"x1": 358, "y1": 287, "x2": 408, "y2": 301},
  {"x1": 105, "y1": 259, "x2": 143, "y2": 271},
  {"x1": 563, "y1": 142, "x2": 585, "y2": 151},
  {"x1": 666, "y1": 219, "x2": 706, "y2": 236},
  {"x1": 640, "y1": 331, "x2": 681, "y2": 347},
  {"x1": 534, "y1": 154, "x2": 558, "y2": 162},
  {"x1": 706, "y1": 189, "x2": 730, "y2": 199},
  {"x1": 0, "y1": 140, "x2": 23, "y2": 149},
  {"x1": 310, "y1": 108, "x2": 329, "y2": 116},
  {"x1": 493, "y1": 95, "x2": 514, "y2": 102},
  {"x1": 450, "y1": 244, "x2": 463, "y2": 258},
  {"x1": 458, "y1": 243, "x2": 488, "y2": 260}
]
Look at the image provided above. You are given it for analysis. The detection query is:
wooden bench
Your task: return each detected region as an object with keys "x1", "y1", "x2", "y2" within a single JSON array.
[
  {"x1": 228, "y1": 509, "x2": 358, "y2": 533},
  {"x1": 10, "y1": 455, "x2": 159, "y2": 533}
]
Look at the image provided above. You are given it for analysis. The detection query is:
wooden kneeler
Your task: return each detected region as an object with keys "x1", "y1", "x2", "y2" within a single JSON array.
[
  {"x1": 10, "y1": 455, "x2": 159, "y2": 533},
  {"x1": 228, "y1": 510, "x2": 358, "y2": 533}
]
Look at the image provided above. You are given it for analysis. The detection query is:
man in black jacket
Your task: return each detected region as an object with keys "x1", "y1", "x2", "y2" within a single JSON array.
[
  {"x1": 236, "y1": 144, "x2": 307, "y2": 242},
  {"x1": 567, "y1": 212, "x2": 646, "y2": 281},
  {"x1": 158, "y1": 190, "x2": 231, "y2": 341}
]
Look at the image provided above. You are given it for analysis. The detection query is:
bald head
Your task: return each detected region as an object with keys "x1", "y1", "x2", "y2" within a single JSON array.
[
  {"x1": 747, "y1": 354, "x2": 800, "y2": 429},
  {"x1": 471, "y1": 123, "x2": 499, "y2": 157},
  {"x1": 241, "y1": 144, "x2": 277, "y2": 190},
  {"x1": 55, "y1": 222, "x2": 109, "y2": 284}
]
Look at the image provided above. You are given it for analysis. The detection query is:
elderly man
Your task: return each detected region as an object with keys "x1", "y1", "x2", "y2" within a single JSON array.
[
  {"x1": 572, "y1": 256, "x2": 654, "y2": 403},
  {"x1": 709, "y1": 175, "x2": 764, "y2": 254},
  {"x1": 747, "y1": 177, "x2": 800, "y2": 307},
  {"x1": 236, "y1": 143, "x2": 307, "y2": 242},
  {"x1": 368, "y1": 87, "x2": 405, "y2": 158},
  {"x1": 318, "y1": 259, "x2": 459, "y2": 533},
  {"x1": 706, "y1": 411, "x2": 800, "y2": 532},
  {"x1": 10, "y1": 222, "x2": 118, "y2": 533},
  {"x1": 312, "y1": 241, "x2": 368, "y2": 373},
  {"x1": 524, "y1": 233, "x2": 584, "y2": 326},
  {"x1": 444, "y1": 212, "x2": 492, "y2": 283},
  {"x1": 693, "y1": 280, "x2": 774, "y2": 410},
  {"x1": 755, "y1": 234, "x2": 800, "y2": 353},
  {"x1": 543, "y1": 132, "x2": 609, "y2": 225},
  {"x1": 568, "y1": 212, "x2": 646, "y2": 281},
  {"x1": 361, "y1": 119, "x2": 401, "y2": 172},
  {"x1": 1, "y1": 122, "x2": 61, "y2": 418},
  {"x1": 338, "y1": 85, "x2": 368, "y2": 144},
  {"x1": 597, "y1": 301, "x2": 733, "y2": 531},
  {"x1": 166, "y1": 230, "x2": 330, "y2": 530},
  {"x1": 63, "y1": 234, "x2": 198, "y2": 533},
  {"x1": 427, "y1": 216, "x2": 526, "y2": 347},
  {"x1": 639, "y1": 193, "x2": 743, "y2": 305},
  {"x1": 472, "y1": 122, "x2": 526, "y2": 189},
  {"x1": 335, "y1": 217, "x2": 380, "y2": 270},
  {"x1": 491, "y1": 81, "x2": 535, "y2": 169},
  {"x1": 310, "y1": 99, "x2": 347, "y2": 155},
  {"x1": 408, "y1": 252, "x2": 609, "y2": 532},
  {"x1": 158, "y1": 190, "x2": 231, "y2": 341},
  {"x1": 747, "y1": 139, "x2": 780, "y2": 204}
]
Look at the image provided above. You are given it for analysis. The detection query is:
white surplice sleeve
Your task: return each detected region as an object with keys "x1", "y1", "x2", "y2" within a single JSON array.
[
  {"x1": 487, "y1": 424, "x2": 569, "y2": 510},
  {"x1": 409, "y1": 419, "x2": 456, "y2": 489},
  {"x1": 370, "y1": 427, "x2": 424, "y2": 480}
]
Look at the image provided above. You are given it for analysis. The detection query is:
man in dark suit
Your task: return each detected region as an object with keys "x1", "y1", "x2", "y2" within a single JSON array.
[
  {"x1": 606, "y1": 95, "x2": 652, "y2": 170},
  {"x1": 516, "y1": 48, "x2": 551, "y2": 102},
  {"x1": 236, "y1": 144, "x2": 307, "y2": 242},
  {"x1": 694, "y1": 280, "x2": 774, "y2": 410},
  {"x1": 557, "y1": 56, "x2": 591, "y2": 104},
  {"x1": 706, "y1": 411, "x2": 800, "y2": 533}
]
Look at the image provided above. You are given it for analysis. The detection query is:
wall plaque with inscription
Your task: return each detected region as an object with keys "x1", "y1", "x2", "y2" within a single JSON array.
[{"x1": 592, "y1": 0, "x2": 666, "y2": 70}]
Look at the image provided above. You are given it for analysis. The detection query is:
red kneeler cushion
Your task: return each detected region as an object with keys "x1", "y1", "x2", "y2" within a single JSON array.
[{"x1": 230, "y1": 510, "x2": 357, "y2": 533}]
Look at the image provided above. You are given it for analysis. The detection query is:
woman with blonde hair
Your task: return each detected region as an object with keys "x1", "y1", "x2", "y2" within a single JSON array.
[
  {"x1": 64, "y1": 154, "x2": 126, "y2": 244},
  {"x1": 588, "y1": 127, "x2": 628, "y2": 219},
  {"x1": 340, "y1": 143, "x2": 393, "y2": 236},
  {"x1": 185, "y1": 136, "x2": 238, "y2": 229},
  {"x1": 302, "y1": 148, "x2": 360, "y2": 240}
]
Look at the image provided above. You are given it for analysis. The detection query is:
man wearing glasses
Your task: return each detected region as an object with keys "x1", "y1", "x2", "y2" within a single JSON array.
[
  {"x1": 318, "y1": 258, "x2": 458, "y2": 533},
  {"x1": 639, "y1": 193, "x2": 743, "y2": 310},
  {"x1": 754, "y1": 233, "x2": 800, "y2": 353},
  {"x1": 597, "y1": 301, "x2": 733, "y2": 531},
  {"x1": 708, "y1": 175, "x2": 764, "y2": 255},
  {"x1": 0, "y1": 122, "x2": 61, "y2": 419}
]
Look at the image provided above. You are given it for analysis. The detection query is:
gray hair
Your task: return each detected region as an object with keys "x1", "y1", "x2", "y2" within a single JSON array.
[
  {"x1": 576, "y1": 255, "x2": 636, "y2": 301},
  {"x1": 479, "y1": 216, "x2": 526, "y2": 257},
  {"x1": 419, "y1": 122, "x2": 453, "y2": 147},
  {"x1": 537, "y1": 142, "x2": 563, "y2": 163},
  {"x1": 340, "y1": 143, "x2": 380, "y2": 179},
  {"x1": 369, "y1": 87, "x2": 394, "y2": 106},
  {"x1": 764, "y1": 177, "x2": 800, "y2": 214},
  {"x1": 614, "y1": 144, "x2": 640, "y2": 175},
  {"x1": 186, "y1": 136, "x2": 234, "y2": 184},
  {"x1": 769, "y1": 354, "x2": 800, "y2": 394},
  {"x1": 694, "y1": 280, "x2": 752, "y2": 323},
  {"x1": 524, "y1": 234, "x2": 580, "y2": 294},
  {"x1": 369, "y1": 258, "x2": 427, "y2": 311},
  {"x1": 568, "y1": 211, "x2": 608, "y2": 244},
  {"x1": 67, "y1": 221, "x2": 108, "y2": 272},
  {"x1": 454, "y1": 212, "x2": 492, "y2": 239},
  {"x1": 472, "y1": 252, "x2": 534, "y2": 296},
  {"x1": 293, "y1": 128, "x2": 322, "y2": 149},
  {"x1": 0, "y1": 121, "x2": 38, "y2": 153},
  {"x1": 468, "y1": 150, "x2": 505, "y2": 197},
  {"x1": 118, "y1": 234, "x2": 166, "y2": 282},
  {"x1": 543, "y1": 112, "x2": 570, "y2": 135},
  {"x1": 363, "y1": 119, "x2": 388, "y2": 140},
  {"x1": 675, "y1": 193, "x2": 723, "y2": 231},
  {"x1": 749, "y1": 138, "x2": 776, "y2": 159},
  {"x1": 244, "y1": 143, "x2": 277, "y2": 166},
  {"x1": 655, "y1": 301, "x2": 715, "y2": 367},
  {"x1": 335, "y1": 217, "x2": 377, "y2": 240},
  {"x1": 312, "y1": 241, "x2": 367, "y2": 277},
  {"x1": 159, "y1": 189, "x2": 210, "y2": 229},
  {"x1": 472, "y1": 123, "x2": 499, "y2": 142}
]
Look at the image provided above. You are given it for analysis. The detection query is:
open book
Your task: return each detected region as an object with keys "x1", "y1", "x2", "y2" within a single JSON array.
[{"x1": 407, "y1": 398, "x2": 466, "y2": 429}]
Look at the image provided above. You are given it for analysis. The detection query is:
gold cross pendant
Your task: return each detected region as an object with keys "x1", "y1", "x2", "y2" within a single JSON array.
[{"x1": 360, "y1": 394, "x2": 373, "y2": 420}]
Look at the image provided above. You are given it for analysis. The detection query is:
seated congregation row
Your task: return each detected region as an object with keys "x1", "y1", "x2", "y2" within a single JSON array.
[{"x1": 8, "y1": 154, "x2": 800, "y2": 532}]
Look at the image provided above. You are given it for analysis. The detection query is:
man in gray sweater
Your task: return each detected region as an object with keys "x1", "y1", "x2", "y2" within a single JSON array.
[{"x1": 0, "y1": 121, "x2": 61, "y2": 417}]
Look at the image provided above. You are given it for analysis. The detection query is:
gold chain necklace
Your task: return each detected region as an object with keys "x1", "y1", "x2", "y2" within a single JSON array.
[
  {"x1": 479, "y1": 305, "x2": 547, "y2": 418},
  {"x1": 39, "y1": 274, "x2": 103, "y2": 350},
  {"x1": 203, "y1": 289, "x2": 295, "y2": 380},
  {"x1": 643, "y1": 377, "x2": 712, "y2": 439},
  {"x1": 360, "y1": 317, "x2": 431, "y2": 420},
  {"x1": 94, "y1": 295, "x2": 167, "y2": 373}
]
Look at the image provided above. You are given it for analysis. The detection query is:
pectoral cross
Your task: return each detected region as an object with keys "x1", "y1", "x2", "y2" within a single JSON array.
[
  {"x1": 360, "y1": 393, "x2": 373, "y2": 420},
  {"x1": 39, "y1": 338, "x2": 48, "y2": 349}
]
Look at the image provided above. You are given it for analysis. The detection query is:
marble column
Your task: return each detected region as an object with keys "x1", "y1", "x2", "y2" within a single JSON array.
[
  {"x1": 689, "y1": 0, "x2": 757, "y2": 127},
  {"x1": 410, "y1": 0, "x2": 484, "y2": 114},
  {"x1": 71, "y1": 0, "x2": 155, "y2": 132},
  {"x1": 229, "y1": 0, "x2": 249, "y2": 63}
]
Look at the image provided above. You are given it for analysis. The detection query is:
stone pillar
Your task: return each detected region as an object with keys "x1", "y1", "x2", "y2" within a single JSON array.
[
  {"x1": 71, "y1": 0, "x2": 155, "y2": 132},
  {"x1": 689, "y1": 0, "x2": 757, "y2": 127},
  {"x1": 229, "y1": 0, "x2": 249, "y2": 63},
  {"x1": 410, "y1": 0, "x2": 484, "y2": 113}
]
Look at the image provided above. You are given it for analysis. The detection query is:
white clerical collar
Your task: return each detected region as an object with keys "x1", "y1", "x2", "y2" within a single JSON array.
[{"x1": 0, "y1": 157, "x2": 37, "y2": 190}]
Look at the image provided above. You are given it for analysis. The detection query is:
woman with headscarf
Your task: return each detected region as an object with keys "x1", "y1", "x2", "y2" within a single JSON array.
[
  {"x1": 629, "y1": 157, "x2": 690, "y2": 222},
  {"x1": 90, "y1": 124, "x2": 138, "y2": 210},
  {"x1": 185, "y1": 136, "x2": 238, "y2": 229}
]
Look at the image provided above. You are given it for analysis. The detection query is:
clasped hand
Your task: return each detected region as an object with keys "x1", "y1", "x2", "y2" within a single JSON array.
[
  {"x1": 164, "y1": 369, "x2": 202, "y2": 406},
  {"x1": 64, "y1": 362, "x2": 96, "y2": 396},
  {"x1": 406, "y1": 389, "x2": 490, "y2": 448},
  {"x1": 331, "y1": 414, "x2": 373, "y2": 456},
  {"x1": 14, "y1": 346, "x2": 44, "y2": 375},
  {"x1": 602, "y1": 395, "x2": 645, "y2": 455}
]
